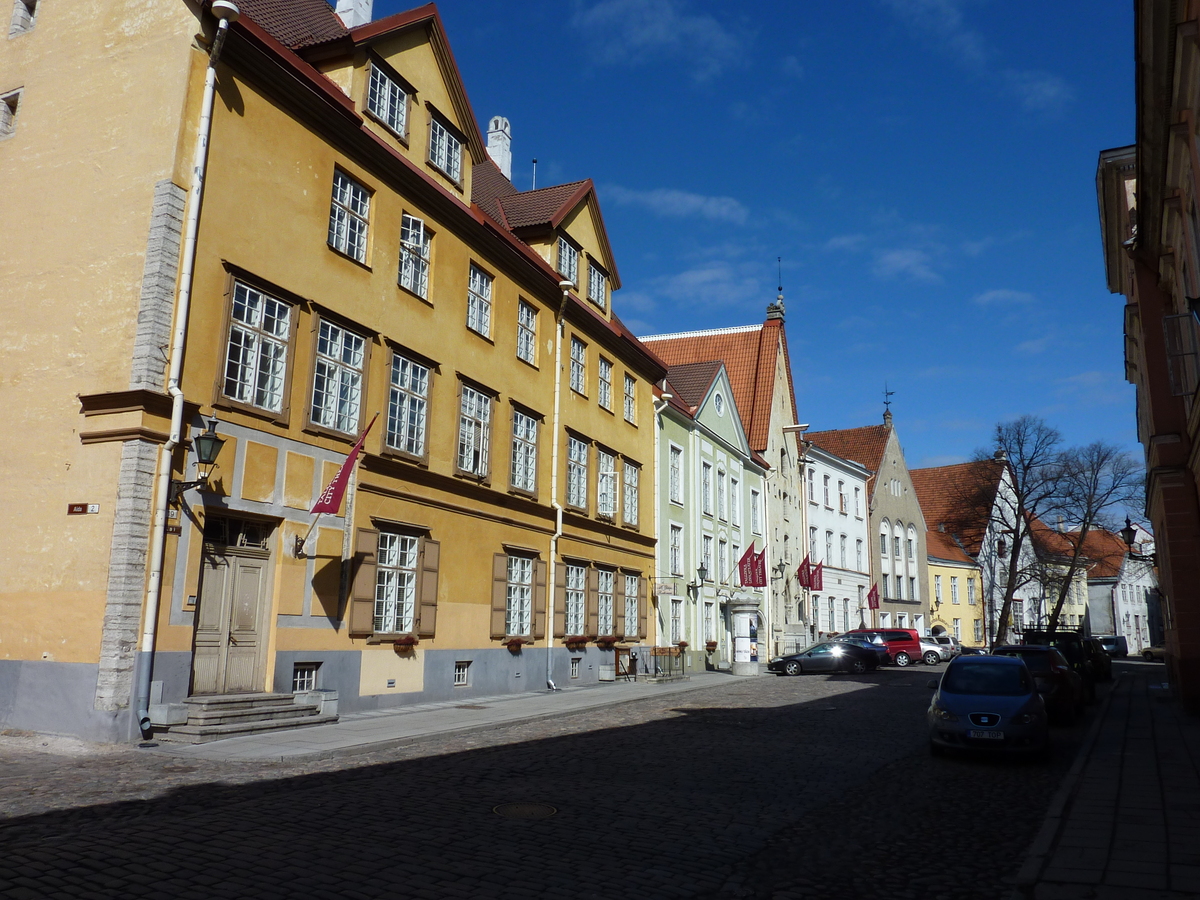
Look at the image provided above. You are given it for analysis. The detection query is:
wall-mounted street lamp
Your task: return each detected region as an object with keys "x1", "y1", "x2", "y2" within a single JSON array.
[
  {"x1": 687, "y1": 563, "x2": 709, "y2": 600},
  {"x1": 169, "y1": 418, "x2": 226, "y2": 502},
  {"x1": 1119, "y1": 517, "x2": 1157, "y2": 564}
]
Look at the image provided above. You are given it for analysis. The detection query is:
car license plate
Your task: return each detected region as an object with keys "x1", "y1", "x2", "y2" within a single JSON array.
[{"x1": 969, "y1": 730, "x2": 1004, "y2": 740}]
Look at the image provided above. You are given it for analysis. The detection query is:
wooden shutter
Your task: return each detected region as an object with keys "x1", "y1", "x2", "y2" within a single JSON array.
[
  {"x1": 416, "y1": 538, "x2": 439, "y2": 637},
  {"x1": 491, "y1": 553, "x2": 509, "y2": 638},
  {"x1": 553, "y1": 561, "x2": 566, "y2": 637},
  {"x1": 638, "y1": 576, "x2": 648, "y2": 639},
  {"x1": 586, "y1": 566, "x2": 599, "y2": 637},
  {"x1": 533, "y1": 559, "x2": 547, "y2": 639},
  {"x1": 348, "y1": 527, "x2": 379, "y2": 636}
]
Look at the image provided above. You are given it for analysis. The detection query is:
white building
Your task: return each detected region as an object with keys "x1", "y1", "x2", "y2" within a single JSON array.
[{"x1": 1080, "y1": 527, "x2": 1156, "y2": 654}]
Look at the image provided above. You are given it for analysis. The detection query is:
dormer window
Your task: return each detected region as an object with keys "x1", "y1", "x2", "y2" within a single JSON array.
[
  {"x1": 428, "y1": 115, "x2": 462, "y2": 184},
  {"x1": 588, "y1": 261, "x2": 608, "y2": 310},
  {"x1": 558, "y1": 237, "x2": 578, "y2": 286},
  {"x1": 366, "y1": 64, "x2": 408, "y2": 139}
]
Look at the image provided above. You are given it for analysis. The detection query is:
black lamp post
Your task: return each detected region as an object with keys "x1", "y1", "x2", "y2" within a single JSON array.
[{"x1": 170, "y1": 418, "x2": 226, "y2": 502}]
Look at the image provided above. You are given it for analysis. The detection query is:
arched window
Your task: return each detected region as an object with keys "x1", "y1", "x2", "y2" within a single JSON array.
[
  {"x1": 907, "y1": 525, "x2": 917, "y2": 561},
  {"x1": 879, "y1": 519, "x2": 891, "y2": 557}
]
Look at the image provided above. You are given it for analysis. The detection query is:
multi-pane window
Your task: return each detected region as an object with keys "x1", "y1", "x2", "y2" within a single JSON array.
[
  {"x1": 570, "y1": 657, "x2": 581, "y2": 679},
  {"x1": 935, "y1": 575, "x2": 943, "y2": 604},
  {"x1": 292, "y1": 663, "x2": 318, "y2": 693},
  {"x1": 896, "y1": 577, "x2": 904, "y2": 600},
  {"x1": 967, "y1": 580, "x2": 976, "y2": 605},
  {"x1": 516, "y1": 300, "x2": 537, "y2": 364},
  {"x1": 838, "y1": 481, "x2": 847, "y2": 513},
  {"x1": 366, "y1": 65, "x2": 407, "y2": 135},
  {"x1": 704, "y1": 601, "x2": 714, "y2": 642},
  {"x1": 702, "y1": 462, "x2": 713, "y2": 515},
  {"x1": 466, "y1": 263, "x2": 492, "y2": 336},
  {"x1": 623, "y1": 374, "x2": 636, "y2": 423},
  {"x1": 623, "y1": 463, "x2": 639, "y2": 526},
  {"x1": 597, "y1": 569, "x2": 614, "y2": 635},
  {"x1": 974, "y1": 619, "x2": 984, "y2": 642},
  {"x1": 909, "y1": 577, "x2": 917, "y2": 602},
  {"x1": 951, "y1": 577, "x2": 960, "y2": 604},
  {"x1": 856, "y1": 540, "x2": 863, "y2": 570},
  {"x1": 893, "y1": 536, "x2": 902, "y2": 558},
  {"x1": 510, "y1": 410, "x2": 537, "y2": 493},
  {"x1": 702, "y1": 535, "x2": 713, "y2": 577},
  {"x1": 907, "y1": 533, "x2": 915, "y2": 560},
  {"x1": 669, "y1": 446, "x2": 683, "y2": 504},
  {"x1": 823, "y1": 475, "x2": 831, "y2": 506},
  {"x1": 457, "y1": 384, "x2": 491, "y2": 476},
  {"x1": 671, "y1": 599, "x2": 682, "y2": 643},
  {"x1": 565, "y1": 564, "x2": 586, "y2": 635},
  {"x1": 567, "y1": 436, "x2": 588, "y2": 508},
  {"x1": 558, "y1": 236, "x2": 578, "y2": 285},
  {"x1": 375, "y1": 532, "x2": 418, "y2": 633},
  {"x1": 718, "y1": 540, "x2": 728, "y2": 583},
  {"x1": 399, "y1": 214, "x2": 431, "y2": 298},
  {"x1": 570, "y1": 337, "x2": 586, "y2": 393},
  {"x1": 669, "y1": 524, "x2": 682, "y2": 575},
  {"x1": 880, "y1": 533, "x2": 888, "y2": 555},
  {"x1": 839, "y1": 535, "x2": 847, "y2": 568},
  {"x1": 854, "y1": 487, "x2": 862, "y2": 516},
  {"x1": 505, "y1": 556, "x2": 532, "y2": 636},
  {"x1": 751, "y1": 490, "x2": 761, "y2": 532},
  {"x1": 717, "y1": 470, "x2": 726, "y2": 520},
  {"x1": 597, "y1": 450, "x2": 616, "y2": 518},
  {"x1": 311, "y1": 321, "x2": 365, "y2": 433},
  {"x1": 881, "y1": 576, "x2": 890, "y2": 599},
  {"x1": 953, "y1": 619, "x2": 962, "y2": 640},
  {"x1": 623, "y1": 574, "x2": 639, "y2": 638},
  {"x1": 825, "y1": 531, "x2": 833, "y2": 563},
  {"x1": 598, "y1": 358, "x2": 612, "y2": 410},
  {"x1": 732, "y1": 543, "x2": 741, "y2": 585},
  {"x1": 810, "y1": 527, "x2": 818, "y2": 558},
  {"x1": 385, "y1": 354, "x2": 429, "y2": 457},
  {"x1": 224, "y1": 282, "x2": 290, "y2": 413},
  {"x1": 428, "y1": 116, "x2": 462, "y2": 183},
  {"x1": 731, "y1": 478, "x2": 740, "y2": 526},
  {"x1": 588, "y1": 263, "x2": 608, "y2": 309},
  {"x1": 453, "y1": 661, "x2": 470, "y2": 686},
  {"x1": 328, "y1": 171, "x2": 370, "y2": 263}
]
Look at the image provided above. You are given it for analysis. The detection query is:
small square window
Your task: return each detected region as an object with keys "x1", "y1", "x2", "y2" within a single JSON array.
[
  {"x1": 292, "y1": 663, "x2": 319, "y2": 693},
  {"x1": 453, "y1": 660, "x2": 471, "y2": 686},
  {"x1": 570, "y1": 658, "x2": 581, "y2": 679},
  {"x1": 8, "y1": 0, "x2": 35, "y2": 36},
  {"x1": 0, "y1": 88, "x2": 20, "y2": 137}
]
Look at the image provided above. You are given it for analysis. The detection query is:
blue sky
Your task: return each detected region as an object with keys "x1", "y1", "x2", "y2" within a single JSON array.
[{"x1": 375, "y1": 0, "x2": 1137, "y2": 469}]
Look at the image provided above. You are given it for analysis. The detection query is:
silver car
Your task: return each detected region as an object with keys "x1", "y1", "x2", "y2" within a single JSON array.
[
  {"x1": 928, "y1": 656, "x2": 1048, "y2": 756},
  {"x1": 919, "y1": 637, "x2": 952, "y2": 665}
]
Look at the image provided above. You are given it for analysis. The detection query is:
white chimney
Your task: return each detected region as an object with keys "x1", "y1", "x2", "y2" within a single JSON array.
[
  {"x1": 335, "y1": 0, "x2": 372, "y2": 28},
  {"x1": 487, "y1": 116, "x2": 512, "y2": 181}
]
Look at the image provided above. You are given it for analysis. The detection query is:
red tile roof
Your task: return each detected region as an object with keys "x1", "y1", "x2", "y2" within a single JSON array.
[
  {"x1": 909, "y1": 459, "x2": 1005, "y2": 558},
  {"x1": 806, "y1": 424, "x2": 890, "y2": 478},
  {"x1": 471, "y1": 158, "x2": 518, "y2": 225},
  {"x1": 1074, "y1": 529, "x2": 1129, "y2": 579},
  {"x1": 237, "y1": 0, "x2": 348, "y2": 49},
  {"x1": 498, "y1": 181, "x2": 590, "y2": 230},
  {"x1": 640, "y1": 319, "x2": 794, "y2": 453},
  {"x1": 665, "y1": 361, "x2": 723, "y2": 409},
  {"x1": 925, "y1": 530, "x2": 975, "y2": 565}
]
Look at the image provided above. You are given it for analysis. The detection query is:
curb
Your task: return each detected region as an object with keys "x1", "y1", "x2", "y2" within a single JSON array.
[{"x1": 1010, "y1": 672, "x2": 1121, "y2": 897}]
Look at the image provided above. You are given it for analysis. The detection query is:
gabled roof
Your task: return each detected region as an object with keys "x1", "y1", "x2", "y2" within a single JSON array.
[
  {"x1": 926, "y1": 530, "x2": 976, "y2": 566},
  {"x1": 806, "y1": 424, "x2": 891, "y2": 478},
  {"x1": 1074, "y1": 529, "x2": 1129, "y2": 579},
  {"x1": 471, "y1": 158, "x2": 519, "y2": 225},
  {"x1": 640, "y1": 319, "x2": 795, "y2": 453},
  {"x1": 237, "y1": 0, "x2": 348, "y2": 49},
  {"x1": 665, "y1": 361, "x2": 723, "y2": 409},
  {"x1": 499, "y1": 181, "x2": 590, "y2": 230},
  {"x1": 909, "y1": 459, "x2": 1006, "y2": 558}
]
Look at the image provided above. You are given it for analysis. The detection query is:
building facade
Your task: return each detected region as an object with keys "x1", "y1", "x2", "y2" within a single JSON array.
[
  {"x1": 1079, "y1": 528, "x2": 1156, "y2": 654},
  {"x1": 925, "y1": 532, "x2": 985, "y2": 647}
]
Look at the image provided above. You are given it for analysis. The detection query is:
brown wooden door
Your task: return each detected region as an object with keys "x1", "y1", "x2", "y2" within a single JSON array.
[{"x1": 192, "y1": 547, "x2": 270, "y2": 695}]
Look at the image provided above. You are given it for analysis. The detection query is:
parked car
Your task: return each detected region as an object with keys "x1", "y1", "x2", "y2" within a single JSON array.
[
  {"x1": 843, "y1": 628, "x2": 925, "y2": 667},
  {"x1": 832, "y1": 634, "x2": 890, "y2": 667},
  {"x1": 768, "y1": 641, "x2": 879, "y2": 675},
  {"x1": 1083, "y1": 638, "x2": 1113, "y2": 682},
  {"x1": 959, "y1": 645, "x2": 988, "y2": 656},
  {"x1": 991, "y1": 645, "x2": 1084, "y2": 722},
  {"x1": 927, "y1": 656, "x2": 1048, "y2": 756},
  {"x1": 919, "y1": 637, "x2": 951, "y2": 665},
  {"x1": 931, "y1": 634, "x2": 963, "y2": 656},
  {"x1": 1020, "y1": 630, "x2": 1097, "y2": 702},
  {"x1": 1097, "y1": 635, "x2": 1128, "y2": 658},
  {"x1": 1142, "y1": 643, "x2": 1166, "y2": 662}
]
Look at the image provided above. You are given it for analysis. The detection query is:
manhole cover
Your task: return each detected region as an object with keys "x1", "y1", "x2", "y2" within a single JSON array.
[
  {"x1": 457, "y1": 704, "x2": 489, "y2": 710},
  {"x1": 493, "y1": 802, "x2": 557, "y2": 819}
]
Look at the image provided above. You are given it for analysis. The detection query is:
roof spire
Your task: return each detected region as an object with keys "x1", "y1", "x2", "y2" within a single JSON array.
[
  {"x1": 883, "y1": 382, "x2": 894, "y2": 426},
  {"x1": 766, "y1": 256, "x2": 786, "y2": 320}
]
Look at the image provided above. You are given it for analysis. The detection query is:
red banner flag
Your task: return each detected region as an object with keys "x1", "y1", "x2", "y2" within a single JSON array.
[
  {"x1": 812, "y1": 562, "x2": 824, "y2": 592},
  {"x1": 797, "y1": 555, "x2": 811, "y2": 589},
  {"x1": 737, "y1": 542, "x2": 758, "y2": 587},
  {"x1": 310, "y1": 413, "x2": 379, "y2": 515},
  {"x1": 867, "y1": 583, "x2": 880, "y2": 610}
]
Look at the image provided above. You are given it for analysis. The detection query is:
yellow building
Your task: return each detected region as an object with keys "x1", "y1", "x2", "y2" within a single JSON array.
[
  {"x1": 926, "y1": 533, "x2": 986, "y2": 648},
  {"x1": 0, "y1": 0, "x2": 663, "y2": 741}
]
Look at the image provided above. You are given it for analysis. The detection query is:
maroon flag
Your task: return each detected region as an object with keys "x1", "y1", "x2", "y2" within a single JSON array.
[
  {"x1": 812, "y1": 562, "x2": 824, "y2": 592},
  {"x1": 797, "y1": 555, "x2": 811, "y2": 589},
  {"x1": 867, "y1": 583, "x2": 880, "y2": 610},
  {"x1": 310, "y1": 413, "x2": 379, "y2": 515},
  {"x1": 737, "y1": 543, "x2": 758, "y2": 587},
  {"x1": 750, "y1": 548, "x2": 767, "y2": 587}
]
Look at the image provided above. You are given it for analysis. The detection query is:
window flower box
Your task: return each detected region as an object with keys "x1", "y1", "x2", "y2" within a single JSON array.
[
  {"x1": 677, "y1": 641, "x2": 689, "y2": 650},
  {"x1": 393, "y1": 635, "x2": 418, "y2": 652},
  {"x1": 705, "y1": 641, "x2": 718, "y2": 652},
  {"x1": 504, "y1": 637, "x2": 529, "y2": 652}
]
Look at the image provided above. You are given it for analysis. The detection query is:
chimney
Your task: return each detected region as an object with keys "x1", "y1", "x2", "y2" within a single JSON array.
[
  {"x1": 883, "y1": 408, "x2": 893, "y2": 427},
  {"x1": 487, "y1": 116, "x2": 512, "y2": 181},
  {"x1": 993, "y1": 448, "x2": 1007, "y2": 461},
  {"x1": 335, "y1": 0, "x2": 372, "y2": 28}
]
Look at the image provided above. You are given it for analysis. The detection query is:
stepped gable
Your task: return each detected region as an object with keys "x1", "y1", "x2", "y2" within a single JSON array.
[
  {"x1": 641, "y1": 320, "x2": 792, "y2": 454},
  {"x1": 236, "y1": 0, "x2": 348, "y2": 49},
  {"x1": 909, "y1": 459, "x2": 1004, "y2": 558},
  {"x1": 805, "y1": 424, "x2": 891, "y2": 491}
]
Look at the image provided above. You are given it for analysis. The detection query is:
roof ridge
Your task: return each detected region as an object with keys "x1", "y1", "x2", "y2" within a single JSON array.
[{"x1": 640, "y1": 324, "x2": 764, "y2": 341}]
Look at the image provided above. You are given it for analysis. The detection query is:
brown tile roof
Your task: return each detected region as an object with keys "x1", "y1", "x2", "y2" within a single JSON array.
[
  {"x1": 665, "y1": 361, "x2": 723, "y2": 409},
  {"x1": 641, "y1": 320, "x2": 793, "y2": 453},
  {"x1": 909, "y1": 459, "x2": 1005, "y2": 558},
  {"x1": 926, "y1": 530, "x2": 975, "y2": 565},
  {"x1": 237, "y1": 0, "x2": 348, "y2": 49},
  {"x1": 806, "y1": 424, "x2": 891, "y2": 476},
  {"x1": 497, "y1": 181, "x2": 591, "y2": 230},
  {"x1": 471, "y1": 158, "x2": 518, "y2": 225},
  {"x1": 1075, "y1": 529, "x2": 1129, "y2": 579}
]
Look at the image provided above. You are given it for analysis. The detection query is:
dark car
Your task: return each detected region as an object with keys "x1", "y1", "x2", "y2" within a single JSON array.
[
  {"x1": 992, "y1": 645, "x2": 1084, "y2": 722},
  {"x1": 1083, "y1": 638, "x2": 1113, "y2": 682},
  {"x1": 927, "y1": 656, "x2": 1048, "y2": 756},
  {"x1": 1097, "y1": 635, "x2": 1128, "y2": 658},
  {"x1": 832, "y1": 634, "x2": 890, "y2": 666},
  {"x1": 768, "y1": 641, "x2": 879, "y2": 676},
  {"x1": 959, "y1": 645, "x2": 988, "y2": 656},
  {"x1": 843, "y1": 628, "x2": 925, "y2": 667},
  {"x1": 1020, "y1": 630, "x2": 1097, "y2": 702}
]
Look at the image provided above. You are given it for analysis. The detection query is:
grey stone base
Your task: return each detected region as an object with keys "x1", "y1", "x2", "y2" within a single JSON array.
[{"x1": 0, "y1": 660, "x2": 137, "y2": 743}]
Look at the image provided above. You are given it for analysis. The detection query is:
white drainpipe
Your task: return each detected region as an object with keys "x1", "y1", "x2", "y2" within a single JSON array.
[
  {"x1": 135, "y1": 1, "x2": 240, "y2": 737},
  {"x1": 546, "y1": 281, "x2": 573, "y2": 689}
]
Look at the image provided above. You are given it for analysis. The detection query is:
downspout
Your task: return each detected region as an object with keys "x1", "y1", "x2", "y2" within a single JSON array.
[
  {"x1": 652, "y1": 390, "x2": 671, "y2": 651},
  {"x1": 135, "y1": 1, "x2": 240, "y2": 737},
  {"x1": 546, "y1": 280, "x2": 573, "y2": 689}
]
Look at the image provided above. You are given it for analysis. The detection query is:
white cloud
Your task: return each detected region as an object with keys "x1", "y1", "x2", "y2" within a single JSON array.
[
  {"x1": 973, "y1": 288, "x2": 1034, "y2": 306},
  {"x1": 571, "y1": 0, "x2": 747, "y2": 81},
  {"x1": 1004, "y1": 70, "x2": 1074, "y2": 113},
  {"x1": 823, "y1": 234, "x2": 867, "y2": 252},
  {"x1": 605, "y1": 185, "x2": 749, "y2": 224},
  {"x1": 1016, "y1": 334, "x2": 1052, "y2": 355},
  {"x1": 873, "y1": 248, "x2": 939, "y2": 282},
  {"x1": 1054, "y1": 370, "x2": 1132, "y2": 407}
]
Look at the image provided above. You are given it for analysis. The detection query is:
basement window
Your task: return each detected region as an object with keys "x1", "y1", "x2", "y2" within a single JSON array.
[
  {"x1": 453, "y1": 661, "x2": 470, "y2": 687},
  {"x1": 9, "y1": 0, "x2": 36, "y2": 37},
  {"x1": 0, "y1": 88, "x2": 20, "y2": 138},
  {"x1": 292, "y1": 663, "x2": 320, "y2": 693}
]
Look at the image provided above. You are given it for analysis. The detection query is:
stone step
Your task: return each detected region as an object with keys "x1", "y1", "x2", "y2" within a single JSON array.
[
  {"x1": 183, "y1": 692, "x2": 298, "y2": 711},
  {"x1": 157, "y1": 712, "x2": 339, "y2": 744},
  {"x1": 184, "y1": 702, "x2": 322, "y2": 727}
]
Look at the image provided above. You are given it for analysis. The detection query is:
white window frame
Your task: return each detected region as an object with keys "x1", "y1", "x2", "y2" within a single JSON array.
[
  {"x1": 505, "y1": 555, "x2": 533, "y2": 636},
  {"x1": 731, "y1": 478, "x2": 740, "y2": 526},
  {"x1": 510, "y1": 409, "x2": 537, "y2": 494},
  {"x1": 704, "y1": 601, "x2": 714, "y2": 642},
  {"x1": 597, "y1": 449, "x2": 616, "y2": 518},
  {"x1": 669, "y1": 445, "x2": 683, "y2": 504},
  {"x1": 623, "y1": 573, "x2": 639, "y2": 638},
  {"x1": 366, "y1": 64, "x2": 407, "y2": 137},
  {"x1": 453, "y1": 661, "x2": 470, "y2": 686},
  {"x1": 974, "y1": 619, "x2": 984, "y2": 643},
  {"x1": 856, "y1": 539, "x2": 863, "y2": 571},
  {"x1": 598, "y1": 357, "x2": 613, "y2": 410},
  {"x1": 570, "y1": 337, "x2": 586, "y2": 394},
  {"x1": 223, "y1": 281, "x2": 291, "y2": 413},
  {"x1": 717, "y1": 469, "x2": 726, "y2": 521},
  {"x1": 968, "y1": 579, "x2": 977, "y2": 606},
  {"x1": 567, "y1": 436, "x2": 588, "y2": 509},
  {"x1": 751, "y1": 489, "x2": 761, "y2": 533},
  {"x1": 399, "y1": 213, "x2": 431, "y2": 298},
  {"x1": 623, "y1": 374, "x2": 637, "y2": 424},
  {"x1": 953, "y1": 619, "x2": 962, "y2": 641},
  {"x1": 701, "y1": 462, "x2": 713, "y2": 516},
  {"x1": 558, "y1": 236, "x2": 579, "y2": 285},
  {"x1": 428, "y1": 115, "x2": 462, "y2": 184},
  {"x1": 669, "y1": 524, "x2": 683, "y2": 575},
  {"x1": 329, "y1": 171, "x2": 370, "y2": 263},
  {"x1": 934, "y1": 575, "x2": 942, "y2": 604},
  {"x1": 854, "y1": 486, "x2": 862, "y2": 516},
  {"x1": 375, "y1": 531, "x2": 419, "y2": 634},
  {"x1": 311, "y1": 320, "x2": 365, "y2": 434},
  {"x1": 671, "y1": 599, "x2": 682, "y2": 644},
  {"x1": 623, "y1": 462, "x2": 639, "y2": 527},
  {"x1": 466, "y1": 263, "x2": 492, "y2": 337},
  {"x1": 516, "y1": 300, "x2": 537, "y2": 364},
  {"x1": 951, "y1": 577, "x2": 960, "y2": 604},
  {"x1": 702, "y1": 535, "x2": 713, "y2": 577},
  {"x1": 718, "y1": 539, "x2": 728, "y2": 584},
  {"x1": 385, "y1": 353, "x2": 429, "y2": 457},
  {"x1": 588, "y1": 261, "x2": 608, "y2": 309},
  {"x1": 566, "y1": 564, "x2": 586, "y2": 635},
  {"x1": 597, "y1": 569, "x2": 615, "y2": 636},
  {"x1": 839, "y1": 535, "x2": 847, "y2": 568},
  {"x1": 457, "y1": 384, "x2": 491, "y2": 477},
  {"x1": 838, "y1": 481, "x2": 847, "y2": 513}
]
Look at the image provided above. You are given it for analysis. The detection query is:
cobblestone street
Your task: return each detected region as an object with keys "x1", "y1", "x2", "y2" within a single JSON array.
[{"x1": 0, "y1": 666, "x2": 1091, "y2": 900}]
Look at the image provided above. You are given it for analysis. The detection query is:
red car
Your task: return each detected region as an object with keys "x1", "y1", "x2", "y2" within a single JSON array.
[{"x1": 842, "y1": 628, "x2": 926, "y2": 667}]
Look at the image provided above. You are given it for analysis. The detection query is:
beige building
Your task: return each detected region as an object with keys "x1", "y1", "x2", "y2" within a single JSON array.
[{"x1": 0, "y1": 0, "x2": 663, "y2": 741}]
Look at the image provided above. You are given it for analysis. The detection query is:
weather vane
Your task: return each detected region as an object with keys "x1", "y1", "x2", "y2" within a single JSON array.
[{"x1": 883, "y1": 382, "x2": 895, "y2": 412}]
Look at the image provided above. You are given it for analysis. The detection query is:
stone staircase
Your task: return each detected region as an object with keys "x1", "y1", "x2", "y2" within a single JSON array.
[{"x1": 156, "y1": 692, "x2": 338, "y2": 744}]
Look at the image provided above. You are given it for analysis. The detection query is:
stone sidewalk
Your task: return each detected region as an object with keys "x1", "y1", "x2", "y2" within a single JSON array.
[
  {"x1": 148, "y1": 670, "x2": 740, "y2": 761},
  {"x1": 1014, "y1": 662, "x2": 1200, "y2": 899}
]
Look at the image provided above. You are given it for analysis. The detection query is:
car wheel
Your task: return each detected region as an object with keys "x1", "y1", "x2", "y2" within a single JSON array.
[
  {"x1": 923, "y1": 651, "x2": 941, "y2": 666},
  {"x1": 894, "y1": 652, "x2": 912, "y2": 667},
  {"x1": 849, "y1": 658, "x2": 868, "y2": 674},
  {"x1": 784, "y1": 660, "x2": 801, "y2": 676},
  {"x1": 1143, "y1": 650, "x2": 1154, "y2": 662}
]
